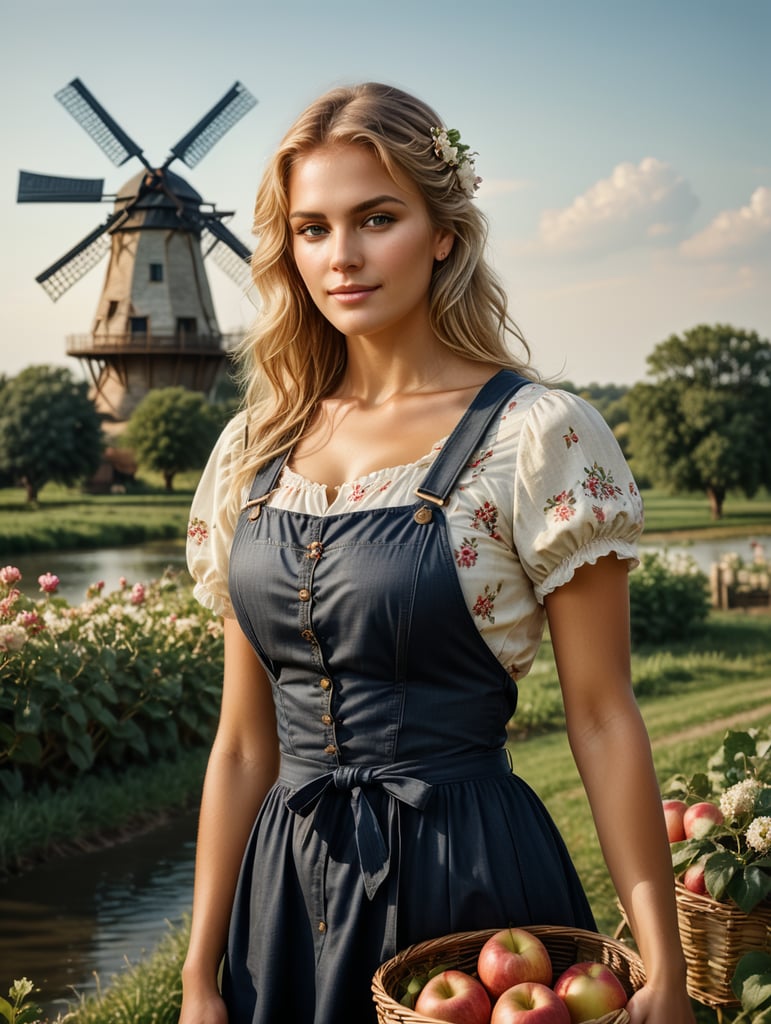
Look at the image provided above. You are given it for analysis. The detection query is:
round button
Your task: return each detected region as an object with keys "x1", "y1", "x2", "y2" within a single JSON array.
[
  {"x1": 298, "y1": 588, "x2": 311, "y2": 601},
  {"x1": 414, "y1": 506, "x2": 433, "y2": 524},
  {"x1": 321, "y1": 713, "x2": 333, "y2": 725},
  {"x1": 323, "y1": 744, "x2": 337, "y2": 755},
  {"x1": 320, "y1": 677, "x2": 332, "y2": 690},
  {"x1": 301, "y1": 628, "x2": 314, "y2": 641},
  {"x1": 318, "y1": 921, "x2": 327, "y2": 933}
]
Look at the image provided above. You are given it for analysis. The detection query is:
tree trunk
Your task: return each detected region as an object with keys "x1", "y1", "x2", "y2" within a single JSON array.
[
  {"x1": 163, "y1": 470, "x2": 175, "y2": 492},
  {"x1": 706, "y1": 486, "x2": 725, "y2": 520},
  {"x1": 21, "y1": 475, "x2": 38, "y2": 503}
]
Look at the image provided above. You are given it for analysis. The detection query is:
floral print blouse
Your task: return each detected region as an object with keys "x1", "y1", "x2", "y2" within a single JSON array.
[{"x1": 187, "y1": 383, "x2": 644, "y2": 682}]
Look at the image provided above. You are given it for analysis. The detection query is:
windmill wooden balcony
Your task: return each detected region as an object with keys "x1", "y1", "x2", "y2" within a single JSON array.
[{"x1": 66, "y1": 330, "x2": 242, "y2": 357}]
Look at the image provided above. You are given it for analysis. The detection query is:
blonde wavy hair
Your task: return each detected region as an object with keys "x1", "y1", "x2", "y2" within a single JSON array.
[{"x1": 230, "y1": 81, "x2": 532, "y2": 499}]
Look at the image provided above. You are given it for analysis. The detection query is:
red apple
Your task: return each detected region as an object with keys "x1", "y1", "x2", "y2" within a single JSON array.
[
  {"x1": 553, "y1": 961, "x2": 628, "y2": 1023},
  {"x1": 683, "y1": 801, "x2": 724, "y2": 840},
  {"x1": 477, "y1": 928, "x2": 553, "y2": 998},
  {"x1": 662, "y1": 799, "x2": 688, "y2": 843},
  {"x1": 491, "y1": 982, "x2": 571, "y2": 1023},
  {"x1": 414, "y1": 969, "x2": 491, "y2": 1024},
  {"x1": 682, "y1": 860, "x2": 708, "y2": 895}
]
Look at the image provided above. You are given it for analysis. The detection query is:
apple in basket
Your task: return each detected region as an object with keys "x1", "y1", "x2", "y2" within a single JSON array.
[
  {"x1": 553, "y1": 962, "x2": 628, "y2": 1023},
  {"x1": 477, "y1": 928, "x2": 553, "y2": 998},
  {"x1": 682, "y1": 859, "x2": 708, "y2": 896},
  {"x1": 662, "y1": 799, "x2": 688, "y2": 843},
  {"x1": 682, "y1": 801, "x2": 724, "y2": 840},
  {"x1": 491, "y1": 982, "x2": 570, "y2": 1023},
  {"x1": 413, "y1": 969, "x2": 492, "y2": 1024}
]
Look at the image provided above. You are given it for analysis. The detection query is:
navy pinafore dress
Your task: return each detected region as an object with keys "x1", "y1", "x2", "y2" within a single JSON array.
[{"x1": 224, "y1": 371, "x2": 594, "y2": 1024}]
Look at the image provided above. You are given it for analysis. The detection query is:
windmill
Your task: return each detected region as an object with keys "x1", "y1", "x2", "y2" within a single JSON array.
[{"x1": 18, "y1": 78, "x2": 257, "y2": 425}]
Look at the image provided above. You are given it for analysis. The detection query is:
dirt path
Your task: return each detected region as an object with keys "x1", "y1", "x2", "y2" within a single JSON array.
[{"x1": 649, "y1": 697, "x2": 771, "y2": 751}]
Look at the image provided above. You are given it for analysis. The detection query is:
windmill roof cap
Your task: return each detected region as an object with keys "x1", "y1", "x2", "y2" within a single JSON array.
[{"x1": 117, "y1": 167, "x2": 203, "y2": 205}]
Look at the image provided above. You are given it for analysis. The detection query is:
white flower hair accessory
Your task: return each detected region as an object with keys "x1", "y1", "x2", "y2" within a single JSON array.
[{"x1": 430, "y1": 127, "x2": 482, "y2": 198}]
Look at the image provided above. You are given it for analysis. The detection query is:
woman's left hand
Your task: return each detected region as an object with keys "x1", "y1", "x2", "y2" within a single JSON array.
[{"x1": 626, "y1": 983, "x2": 697, "y2": 1023}]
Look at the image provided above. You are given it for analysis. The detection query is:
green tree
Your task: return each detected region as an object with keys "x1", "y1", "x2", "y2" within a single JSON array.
[
  {"x1": 125, "y1": 387, "x2": 223, "y2": 491},
  {"x1": 0, "y1": 365, "x2": 103, "y2": 502},
  {"x1": 628, "y1": 324, "x2": 771, "y2": 519}
]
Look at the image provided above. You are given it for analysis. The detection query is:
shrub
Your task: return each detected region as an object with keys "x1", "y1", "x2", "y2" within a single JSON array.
[
  {"x1": 629, "y1": 550, "x2": 710, "y2": 645},
  {"x1": 0, "y1": 567, "x2": 223, "y2": 797}
]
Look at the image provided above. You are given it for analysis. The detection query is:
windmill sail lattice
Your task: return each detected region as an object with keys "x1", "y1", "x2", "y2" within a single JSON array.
[{"x1": 18, "y1": 78, "x2": 257, "y2": 424}]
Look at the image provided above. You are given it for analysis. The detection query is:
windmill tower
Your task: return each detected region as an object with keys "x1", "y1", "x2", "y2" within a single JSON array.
[{"x1": 18, "y1": 78, "x2": 256, "y2": 426}]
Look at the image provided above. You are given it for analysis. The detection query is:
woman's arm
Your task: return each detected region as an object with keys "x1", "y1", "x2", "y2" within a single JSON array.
[
  {"x1": 544, "y1": 555, "x2": 695, "y2": 1023},
  {"x1": 179, "y1": 616, "x2": 280, "y2": 1024}
]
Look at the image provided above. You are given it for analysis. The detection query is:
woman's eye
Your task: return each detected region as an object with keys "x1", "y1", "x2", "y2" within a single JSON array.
[
  {"x1": 298, "y1": 224, "x2": 327, "y2": 237},
  {"x1": 365, "y1": 213, "x2": 394, "y2": 228}
]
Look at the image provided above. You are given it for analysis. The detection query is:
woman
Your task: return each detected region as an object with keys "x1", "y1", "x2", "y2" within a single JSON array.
[{"x1": 180, "y1": 83, "x2": 695, "y2": 1024}]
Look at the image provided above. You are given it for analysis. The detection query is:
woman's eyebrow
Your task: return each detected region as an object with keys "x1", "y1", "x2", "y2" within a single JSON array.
[{"x1": 289, "y1": 194, "x2": 408, "y2": 221}]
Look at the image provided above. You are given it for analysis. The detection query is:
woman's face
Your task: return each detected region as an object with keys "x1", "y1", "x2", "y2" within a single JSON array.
[{"x1": 287, "y1": 144, "x2": 453, "y2": 342}]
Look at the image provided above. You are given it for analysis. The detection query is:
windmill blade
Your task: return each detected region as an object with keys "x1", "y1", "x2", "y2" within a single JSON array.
[
  {"x1": 56, "y1": 78, "x2": 149, "y2": 168},
  {"x1": 169, "y1": 82, "x2": 257, "y2": 169},
  {"x1": 18, "y1": 170, "x2": 105, "y2": 203},
  {"x1": 36, "y1": 211, "x2": 125, "y2": 301},
  {"x1": 201, "y1": 220, "x2": 252, "y2": 291}
]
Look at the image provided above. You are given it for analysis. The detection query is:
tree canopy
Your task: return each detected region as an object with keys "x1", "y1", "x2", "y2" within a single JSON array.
[
  {"x1": 125, "y1": 387, "x2": 223, "y2": 490},
  {"x1": 627, "y1": 324, "x2": 771, "y2": 518},
  {"x1": 0, "y1": 365, "x2": 103, "y2": 502}
]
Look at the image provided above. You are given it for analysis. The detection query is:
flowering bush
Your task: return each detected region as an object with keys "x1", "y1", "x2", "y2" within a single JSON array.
[
  {"x1": 663, "y1": 728, "x2": 771, "y2": 913},
  {"x1": 0, "y1": 566, "x2": 224, "y2": 797},
  {"x1": 718, "y1": 541, "x2": 770, "y2": 597},
  {"x1": 628, "y1": 550, "x2": 710, "y2": 645}
]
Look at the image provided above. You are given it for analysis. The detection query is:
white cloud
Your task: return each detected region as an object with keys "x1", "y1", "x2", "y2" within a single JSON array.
[
  {"x1": 680, "y1": 186, "x2": 771, "y2": 259},
  {"x1": 479, "y1": 178, "x2": 530, "y2": 199},
  {"x1": 539, "y1": 158, "x2": 699, "y2": 254}
]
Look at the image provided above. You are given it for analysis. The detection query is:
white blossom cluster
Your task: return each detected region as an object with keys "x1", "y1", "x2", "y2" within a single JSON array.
[
  {"x1": 746, "y1": 815, "x2": 771, "y2": 854},
  {"x1": 719, "y1": 778, "x2": 765, "y2": 821},
  {"x1": 430, "y1": 127, "x2": 482, "y2": 198}
]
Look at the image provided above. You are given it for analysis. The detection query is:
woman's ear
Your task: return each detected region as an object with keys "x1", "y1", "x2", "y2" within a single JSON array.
[{"x1": 434, "y1": 230, "x2": 456, "y2": 262}]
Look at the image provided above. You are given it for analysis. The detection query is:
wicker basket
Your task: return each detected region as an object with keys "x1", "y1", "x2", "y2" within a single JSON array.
[
  {"x1": 674, "y1": 883, "x2": 771, "y2": 1008},
  {"x1": 372, "y1": 925, "x2": 646, "y2": 1024}
]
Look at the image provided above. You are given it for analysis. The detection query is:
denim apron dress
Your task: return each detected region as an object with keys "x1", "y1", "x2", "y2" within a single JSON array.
[{"x1": 224, "y1": 370, "x2": 595, "y2": 1024}]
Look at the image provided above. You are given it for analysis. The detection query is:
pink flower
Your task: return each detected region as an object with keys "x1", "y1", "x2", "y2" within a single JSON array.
[
  {"x1": 0, "y1": 566, "x2": 22, "y2": 585},
  {"x1": 455, "y1": 538, "x2": 479, "y2": 568},
  {"x1": 86, "y1": 580, "x2": 105, "y2": 599},
  {"x1": 38, "y1": 572, "x2": 60, "y2": 594},
  {"x1": 119, "y1": 576, "x2": 128, "y2": 589},
  {"x1": 0, "y1": 589, "x2": 21, "y2": 618},
  {"x1": 18, "y1": 610, "x2": 44, "y2": 634},
  {"x1": 129, "y1": 582, "x2": 146, "y2": 606}
]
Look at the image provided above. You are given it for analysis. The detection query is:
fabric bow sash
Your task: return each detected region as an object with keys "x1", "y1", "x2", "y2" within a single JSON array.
[{"x1": 285, "y1": 762, "x2": 433, "y2": 900}]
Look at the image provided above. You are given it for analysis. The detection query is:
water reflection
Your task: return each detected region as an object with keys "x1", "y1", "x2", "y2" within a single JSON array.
[
  {"x1": 11, "y1": 542, "x2": 189, "y2": 604},
  {"x1": 0, "y1": 813, "x2": 197, "y2": 1017}
]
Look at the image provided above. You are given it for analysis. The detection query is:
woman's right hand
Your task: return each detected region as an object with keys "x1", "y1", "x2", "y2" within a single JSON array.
[{"x1": 179, "y1": 985, "x2": 229, "y2": 1024}]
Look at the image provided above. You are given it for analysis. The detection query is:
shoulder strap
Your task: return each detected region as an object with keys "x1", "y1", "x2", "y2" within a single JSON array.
[
  {"x1": 416, "y1": 370, "x2": 530, "y2": 506},
  {"x1": 244, "y1": 451, "x2": 287, "y2": 506}
]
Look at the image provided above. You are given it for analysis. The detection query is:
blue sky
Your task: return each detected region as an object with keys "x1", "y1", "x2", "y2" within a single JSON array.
[{"x1": 1, "y1": 0, "x2": 768, "y2": 385}]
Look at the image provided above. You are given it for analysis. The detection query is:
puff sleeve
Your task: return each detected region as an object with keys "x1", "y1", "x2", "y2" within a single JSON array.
[
  {"x1": 186, "y1": 412, "x2": 248, "y2": 618},
  {"x1": 513, "y1": 389, "x2": 644, "y2": 602}
]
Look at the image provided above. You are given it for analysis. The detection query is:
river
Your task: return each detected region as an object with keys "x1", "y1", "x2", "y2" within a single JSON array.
[{"x1": 0, "y1": 812, "x2": 197, "y2": 1018}]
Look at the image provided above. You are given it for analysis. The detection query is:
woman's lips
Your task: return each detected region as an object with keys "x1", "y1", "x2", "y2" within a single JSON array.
[{"x1": 328, "y1": 285, "x2": 379, "y2": 303}]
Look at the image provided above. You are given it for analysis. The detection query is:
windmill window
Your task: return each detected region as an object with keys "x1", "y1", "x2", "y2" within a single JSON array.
[
  {"x1": 149, "y1": 262, "x2": 164, "y2": 282},
  {"x1": 107, "y1": 301, "x2": 119, "y2": 319},
  {"x1": 176, "y1": 318, "x2": 197, "y2": 338},
  {"x1": 130, "y1": 317, "x2": 148, "y2": 336}
]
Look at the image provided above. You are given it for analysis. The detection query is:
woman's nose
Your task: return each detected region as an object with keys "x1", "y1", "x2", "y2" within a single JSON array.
[{"x1": 330, "y1": 230, "x2": 363, "y2": 272}]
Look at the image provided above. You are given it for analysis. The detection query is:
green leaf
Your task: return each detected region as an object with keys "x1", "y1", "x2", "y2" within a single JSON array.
[
  {"x1": 727, "y1": 864, "x2": 771, "y2": 914},
  {"x1": 740, "y1": 974, "x2": 771, "y2": 1014},
  {"x1": 671, "y1": 838, "x2": 714, "y2": 872},
  {"x1": 11, "y1": 733, "x2": 43, "y2": 766},
  {"x1": 689, "y1": 772, "x2": 712, "y2": 798},
  {"x1": 733, "y1": 951, "x2": 771, "y2": 999},
  {"x1": 756, "y1": 787, "x2": 771, "y2": 815},
  {"x1": 0, "y1": 994, "x2": 14, "y2": 1023},
  {"x1": 704, "y1": 849, "x2": 742, "y2": 900}
]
